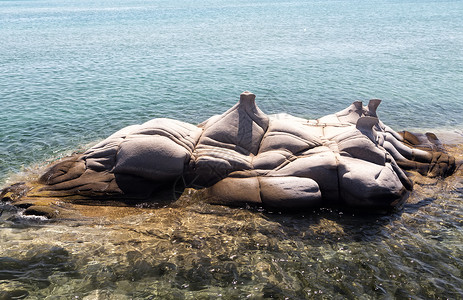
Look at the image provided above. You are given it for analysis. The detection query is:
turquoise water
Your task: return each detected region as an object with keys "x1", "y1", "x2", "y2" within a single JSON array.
[
  {"x1": 1, "y1": 0, "x2": 463, "y2": 298},
  {"x1": 1, "y1": 0, "x2": 462, "y2": 184}
]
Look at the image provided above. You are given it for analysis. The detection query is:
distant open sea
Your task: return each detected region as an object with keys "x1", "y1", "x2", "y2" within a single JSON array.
[
  {"x1": 1, "y1": 1, "x2": 463, "y2": 298},
  {"x1": 1, "y1": 0, "x2": 462, "y2": 185}
]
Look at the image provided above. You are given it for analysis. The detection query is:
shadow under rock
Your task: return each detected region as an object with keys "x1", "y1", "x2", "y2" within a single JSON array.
[
  {"x1": 257, "y1": 206, "x2": 408, "y2": 244},
  {"x1": 402, "y1": 197, "x2": 437, "y2": 214}
]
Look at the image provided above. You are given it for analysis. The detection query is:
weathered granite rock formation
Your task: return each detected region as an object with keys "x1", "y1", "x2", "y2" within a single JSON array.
[{"x1": 0, "y1": 92, "x2": 457, "y2": 214}]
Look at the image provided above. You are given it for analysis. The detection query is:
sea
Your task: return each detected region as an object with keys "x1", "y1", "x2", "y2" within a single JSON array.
[{"x1": 0, "y1": 0, "x2": 462, "y2": 298}]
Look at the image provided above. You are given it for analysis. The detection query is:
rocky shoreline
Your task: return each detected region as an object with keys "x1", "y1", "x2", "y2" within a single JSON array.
[{"x1": 1, "y1": 92, "x2": 460, "y2": 219}]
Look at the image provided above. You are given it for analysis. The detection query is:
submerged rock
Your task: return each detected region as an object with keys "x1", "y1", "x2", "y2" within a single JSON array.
[{"x1": 0, "y1": 92, "x2": 458, "y2": 215}]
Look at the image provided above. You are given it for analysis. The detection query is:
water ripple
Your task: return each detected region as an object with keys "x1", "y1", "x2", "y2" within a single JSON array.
[{"x1": 1, "y1": 0, "x2": 463, "y2": 297}]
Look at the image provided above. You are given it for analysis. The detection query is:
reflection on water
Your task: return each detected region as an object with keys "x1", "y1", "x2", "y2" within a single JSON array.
[{"x1": 1, "y1": 151, "x2": 462, "y2": 299}]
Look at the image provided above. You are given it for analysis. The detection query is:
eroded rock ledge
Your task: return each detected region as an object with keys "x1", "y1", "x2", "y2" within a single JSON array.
[{"x1": 0, "y1": 92, "x2": 458, "y2": 217}]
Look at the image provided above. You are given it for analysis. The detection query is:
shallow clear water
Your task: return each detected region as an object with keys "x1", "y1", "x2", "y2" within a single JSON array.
[
  {"x1": 1, "y1": 164, "x2": 463, "y2": 298},
  {"x1": 1, "y1": 0, "x2": 463, "y2": 298}
]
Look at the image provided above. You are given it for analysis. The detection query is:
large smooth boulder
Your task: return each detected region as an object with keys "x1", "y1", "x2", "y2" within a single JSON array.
[{"x1": 0, "y1": 92, "x2": 457, "y2": 213}]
